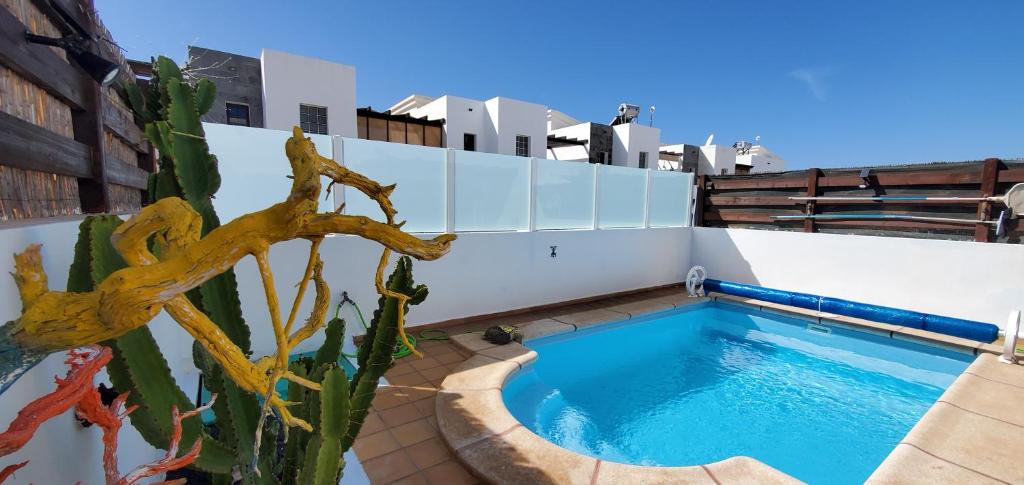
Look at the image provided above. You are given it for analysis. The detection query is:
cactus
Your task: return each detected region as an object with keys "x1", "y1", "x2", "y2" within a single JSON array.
[
  {"x1": 126, "y1": 57, "x2": 260, "y2": 475},
  {"x1": 281, "y1": 256, "x2": 427, "y2": 482}
]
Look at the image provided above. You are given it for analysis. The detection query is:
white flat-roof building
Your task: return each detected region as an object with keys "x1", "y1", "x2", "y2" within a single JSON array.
[
  {"x1": 390, "y1": 94, "x2": 547, "y2": 157},
  {"x1": 736, "y1": 144, "x2": 786, "y2": 173}
]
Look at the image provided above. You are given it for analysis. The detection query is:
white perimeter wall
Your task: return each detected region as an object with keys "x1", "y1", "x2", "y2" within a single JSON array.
[
  {"x1": 692, "y1": 227, "x2": 1024, "y2": 327},
  {"x1": 261, "y1": 49, "x2": 357, "y2": 137}
]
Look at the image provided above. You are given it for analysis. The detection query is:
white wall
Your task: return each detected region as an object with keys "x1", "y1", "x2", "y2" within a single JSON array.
[
  {"x1": 261, "y1": 49, "x2": 357, "y2": 137},
  {"x1": 699, "y1": 145, "x2": 736, "y2": 175},
  {"x1": 484, "y1": 97, "x2": 548, "y2": 157},
  {"x1": 612, "y1": 123, "x2": 661, "y2": 168},
  {"x1": 412, "y1": 96, "x2": 486, "y2": 151},
  {"x1": 692, "y1": 227, "x2": 1024, "y2": 327}
]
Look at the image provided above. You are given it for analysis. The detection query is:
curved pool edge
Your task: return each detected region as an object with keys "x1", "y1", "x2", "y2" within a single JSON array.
[{"x1": 437, "y1": 323, "x2": 801, "y2": 484}]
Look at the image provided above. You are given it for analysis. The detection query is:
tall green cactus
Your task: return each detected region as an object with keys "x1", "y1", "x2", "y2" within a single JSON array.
[
  {"x1": 282, "y1": 256, "x2": 428, "y2": 482},
  {"x1": 123, "y1": 56, "x2": 264, "y2": 477}
]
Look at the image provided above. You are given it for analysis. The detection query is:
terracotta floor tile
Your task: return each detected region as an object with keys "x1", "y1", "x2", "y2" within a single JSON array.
[
  {"x1": 422, "y1": 460, "x2": 476, "y2": 485},
  {"x1": 359, "y1": 412, "x2": 386, "y2": 436},
  {"x1": 427, "y1": 376, "x2": 445, "y2": 387},
  {"x1": 418, "y1": 339, "x2": 451, "y2": 350},
  {"x1": 404, "y1": 385, "x2": 437, "y2": 403},
  {"x1": 389, "y1": 472, "x2": 429, "y2": 485},
  {"x1": 387, "y1": 371, "x2": 429, "y2": 387},
  {"x1": 435, "y1": 351, "x2": 465, "y2": 365},
  {"x1": 386, "y1": 361, "x2": 419, "y2": 377},
  {"x1": 419, "y1": 365, "x2": 451, "y2": 381},
  {"x1": 372, "y1": 387, "x2": 411, "y2": 411},
  {"x1": 406, "y1": 437, "x2": 452, "y2": 470},
  {"x1": 379, "y1": 402, "x2": 423, "y2": 427},
  {"x1": 412, "y1": 396, "x2": 436, "y2": 417},
  {"x1": 391, "y1": 418, "x2": 438, "y2": 447},
  {"x1": 352, "y1": 430, "x2": 401, "y2": 461},
  {"x1": 410, "y1": 357, "x2": 442, "y2": 371},
  {"x1": 362, "y1": 449, "x2": 418, "y2": 484}
]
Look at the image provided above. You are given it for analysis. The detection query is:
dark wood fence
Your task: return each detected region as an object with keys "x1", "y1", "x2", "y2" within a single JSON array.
[
  {"x1": 0, "y1": 0, "x2": 151, "y2": 223},
  {"x1": 695, "y1": 159, "x2": 1024, "y2": 243}
]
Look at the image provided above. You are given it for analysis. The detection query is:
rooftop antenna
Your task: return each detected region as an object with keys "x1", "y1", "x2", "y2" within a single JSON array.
[
  {"x1": 704, "y1": 134, "x2": 715, "y2": 146},
  {"x1": 649, "y1": 105, "x2": 656, "y2": 127}
]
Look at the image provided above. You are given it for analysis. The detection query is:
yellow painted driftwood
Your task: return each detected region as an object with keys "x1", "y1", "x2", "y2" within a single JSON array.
[{"x1": 9, "y1": 127, "x2": 456, "y2": 431}]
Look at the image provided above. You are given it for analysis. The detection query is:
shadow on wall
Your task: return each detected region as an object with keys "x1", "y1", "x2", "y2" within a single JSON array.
[{"x1": 690, "y1": 227, "x2": 757, "y2": 286}]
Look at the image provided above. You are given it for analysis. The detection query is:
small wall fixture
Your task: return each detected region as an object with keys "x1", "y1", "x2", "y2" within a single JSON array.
[
  {"x1": 24, "y1": 32, "x2": 120, "y2": 86},
  {"x1": 858, "y1": 168, "x2": 872, "y2": 189},
  {"x1": 549, "y1": 245, "x2": 557, "y2": 258}
]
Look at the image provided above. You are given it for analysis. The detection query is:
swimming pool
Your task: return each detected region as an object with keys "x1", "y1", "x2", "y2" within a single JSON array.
[{"x1": 502, "y1": 301, "x2": 974, "y2": 484}]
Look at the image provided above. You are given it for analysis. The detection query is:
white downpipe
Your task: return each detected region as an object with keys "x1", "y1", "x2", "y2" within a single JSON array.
[{"x1": 1001, "y1": 310, "x2": 1021, "y2": 364}]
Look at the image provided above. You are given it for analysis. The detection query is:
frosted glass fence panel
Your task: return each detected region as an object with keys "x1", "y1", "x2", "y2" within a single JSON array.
[
  {"x1": 648, "y1": 171, "x2": 694, "y2": 227},
  {"x1": 341, "y1": 138, "x2": 446, "y2": 233},
  {"x1": 204, "y1": 123, "x2": 333, "y2": 222},
  {"x1": 534, "y1": 159, "x2": 595, "y2": 230},
  {"x1": 453, "y1": 151, "x2": 530, "y2": 231},
  {"x1": 597, "y1": 165, "x2": 647, "y2": 228}
]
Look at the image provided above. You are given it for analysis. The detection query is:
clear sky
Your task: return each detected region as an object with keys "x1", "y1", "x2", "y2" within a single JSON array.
[{"x1": 93, "y1": 0, "x2": 1023, "y2": 169}]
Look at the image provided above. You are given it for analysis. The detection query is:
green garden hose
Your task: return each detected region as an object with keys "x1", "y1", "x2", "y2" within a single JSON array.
[{"x1": 335, "y1": 293, "x2": 448, "y2": 360}]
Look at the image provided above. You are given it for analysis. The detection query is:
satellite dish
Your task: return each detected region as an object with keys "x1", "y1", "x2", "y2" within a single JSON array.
[{"x1": 704, "y1": 134, "x2": 715, "y2": 146}]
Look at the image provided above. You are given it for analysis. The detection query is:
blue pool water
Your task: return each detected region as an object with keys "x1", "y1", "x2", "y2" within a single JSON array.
[{"x1": 503, "y1": 302, "x2": 973, "y2": 484}]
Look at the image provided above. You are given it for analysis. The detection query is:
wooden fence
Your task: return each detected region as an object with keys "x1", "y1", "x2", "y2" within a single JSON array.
[
  {"x1": 695, "y1": 159, "x2": 1024, "y2": 243},
  {"x1": 0, "y1": 0, "x2": 151, "y2": 223}
]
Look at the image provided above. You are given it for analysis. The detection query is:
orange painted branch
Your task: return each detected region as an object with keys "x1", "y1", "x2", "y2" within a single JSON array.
[{"x1": 0, "y1": 346, "x2": 110, "y2": 457}]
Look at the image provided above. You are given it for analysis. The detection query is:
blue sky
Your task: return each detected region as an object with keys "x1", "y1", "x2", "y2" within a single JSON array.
[{"x1": 94, "y1": 0, "x2": 1023, "y2": 169}]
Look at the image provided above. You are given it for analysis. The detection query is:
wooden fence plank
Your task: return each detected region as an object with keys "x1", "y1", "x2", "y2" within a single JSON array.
[
  {"x1": 975, "y1": 158, "x2": 1000, "y2": 242},
  {"x1": 0, "y1": 110, "x2": 92, "y2": 178},
  {"x1": 694, "y1": 175, "x2": 706, "y2": 226},
  {"x1": 102, "y1": 99, "x2": 147, "y2": 152},
  {"x1": 0, "y1": 6, "x2": 89, "y2": 110},
  {"x1": 804, "y1": 169, "x2": 820, "y2": 233},
  {"x1": 106, "y1": 157, "x2": 148, "y2": 189}
]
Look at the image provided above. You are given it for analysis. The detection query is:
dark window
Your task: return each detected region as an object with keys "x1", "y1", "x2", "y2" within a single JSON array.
[
  {"x1": 299, "y1": 104, "x2": 328, "y2": 135},
  {"x1": 463, "y1": 133, "x2": 476, "y2": 151},
  {"x1": 597, "y1": 152, "x2": 609, "y2": 165},
  {"x1": 515, "y1": 135, "x2": 530, "y2": 157},
  {"x1": 226, "y1": 102, "x2": 250, "y2": 127},
  {"x1": 639, "y1": 151, "x2": 648, "y2": 169}
]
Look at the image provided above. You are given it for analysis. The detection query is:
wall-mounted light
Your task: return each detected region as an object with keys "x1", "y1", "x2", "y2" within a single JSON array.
[{"x1": 24, "y1": 32, "x2": 120, "y2": 86}]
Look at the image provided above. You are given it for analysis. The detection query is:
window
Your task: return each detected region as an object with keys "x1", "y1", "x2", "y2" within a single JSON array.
[
  {"x1": 225, "y1": 102, "x2": 250, "y2": 127},
  {"x1": 721, "y1": 168, "x2": 728, "y2": 175},
  {"x1": 515, "y1": 135, "x2": 530, "y2": 157},
  {"x1": 299, "y1": 104, "x2": 328, "y2": 135},
  {"x1": 639, "y1": 151, "x2": 648, "y2": 169},
  {"x1": 463, "y1": 133, "x2": 476, "y2": 151},
  {"x1": 597, "y1": 152, "x2": 609, "y2": 165}
]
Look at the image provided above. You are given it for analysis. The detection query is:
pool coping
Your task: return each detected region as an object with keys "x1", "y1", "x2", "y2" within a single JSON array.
[{"x1": 436, "y1": 291, "x2": 1023, "y2": 484}]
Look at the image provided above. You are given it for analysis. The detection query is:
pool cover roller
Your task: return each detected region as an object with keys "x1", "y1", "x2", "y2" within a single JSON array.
[{"x1": 703, "y1": 279, "x2": 999, "y2": 343}]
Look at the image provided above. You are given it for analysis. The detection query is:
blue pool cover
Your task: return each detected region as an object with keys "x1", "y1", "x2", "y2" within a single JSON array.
[{"x1": 702, "y1": 279, "x2": 999, "y2": 343}]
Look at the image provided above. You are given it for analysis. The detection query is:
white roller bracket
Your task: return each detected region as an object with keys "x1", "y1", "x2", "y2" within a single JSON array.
[
  {"x1": 1002, "y1": 310, "x2": 1021, "y2": 364},
  {"x1": 686, "y1": 266, "x2": 707, "y2": 297}
]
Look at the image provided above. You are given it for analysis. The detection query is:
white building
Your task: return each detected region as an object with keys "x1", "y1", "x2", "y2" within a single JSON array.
[
  {"x1": 389, "y1": 94, "x2": 547, "y2": 157},
  {"x1": 736, "y1": 144, "x2": 786, "y2": 173},
  {"x1": 549, "y1": 120, "x2": 661, "y2": 168},
  {"x1": 260, "y1": 49, "x2": 357, "y2": 137}
]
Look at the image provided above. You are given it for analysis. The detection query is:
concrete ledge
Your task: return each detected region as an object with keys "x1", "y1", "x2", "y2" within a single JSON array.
[
  {"x1": 436, "y1": 293, "x2": 802, "y2": 485},
  {"x1": 869, "y1": 354, "x2": 1024, "y2": 484}
]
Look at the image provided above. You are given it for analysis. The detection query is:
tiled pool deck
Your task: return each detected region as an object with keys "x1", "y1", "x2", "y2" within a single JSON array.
[{"x1": 352, "y1": 287, "x2": 1024, "y2": 484}]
